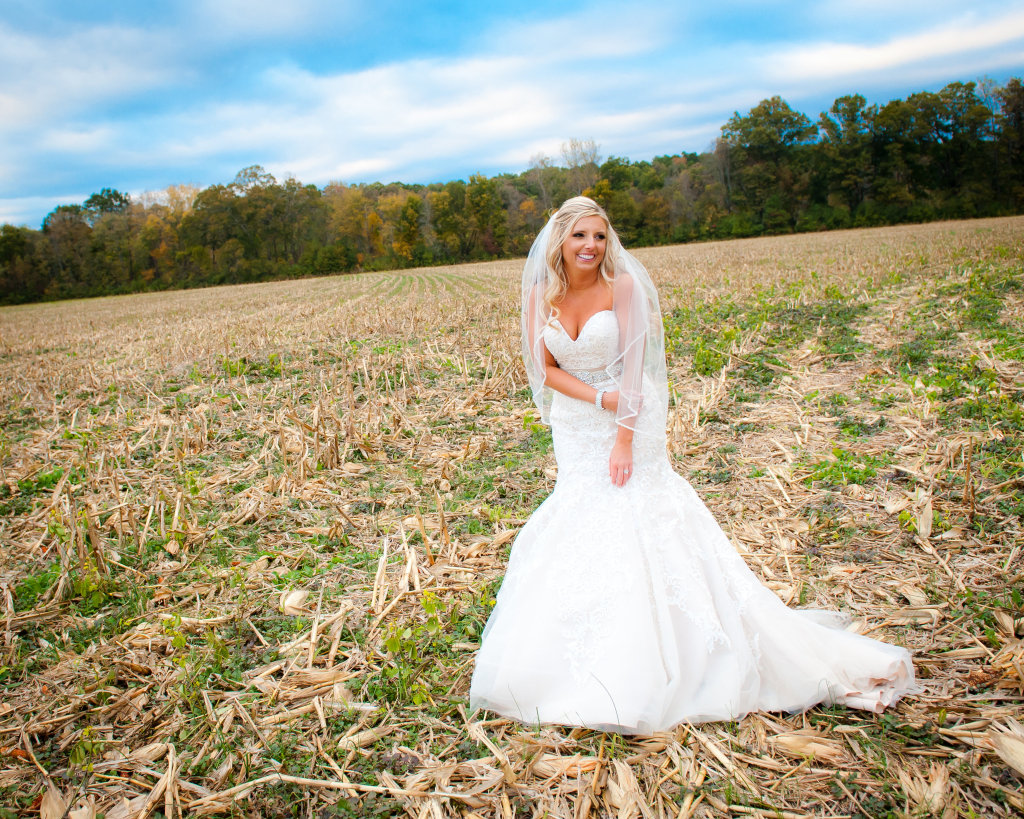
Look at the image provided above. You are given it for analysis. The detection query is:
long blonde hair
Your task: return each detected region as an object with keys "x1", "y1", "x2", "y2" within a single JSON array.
[{"x1": 542, "y1": 196, "x2": 623, "y2": 315}]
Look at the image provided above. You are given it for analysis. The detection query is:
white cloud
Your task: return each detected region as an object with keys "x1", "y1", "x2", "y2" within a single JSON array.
[
  {"x1": 811, "y1": 0, "x2": 1001, "y2": 22},
  {"x1": 136, "y1": 53, "x2": 573, "y2": 185},
  {"x1": 189, "y1": 0, "x2": 355, "y2": 38},
  {"x1": 0, "y1": 194, "x2": 88, "y2": 228},
  {"x1": 41, "y1": 125, "x2": 118, "y2": 154},
  {"x1": 484, "y1": 4, "x2": 675, "y2": 61},
  {"x1": 0, "y1": 91, "x2": 35, "y2": 127},
  {"x1": 765, "y1": 8, "x2": 1024, "y2": 81},
  {"x1": 0, "y1": 21, "x2": 184, "y2": 133},
  {"x1": 210, "y1": 4, "x2": 687, "y2": 183},
  {"x1": 318, "y1": 157, "x2": 397, "y2": 181}
]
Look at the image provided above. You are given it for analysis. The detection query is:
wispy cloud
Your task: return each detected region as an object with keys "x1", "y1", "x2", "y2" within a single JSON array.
[
  {"x1": 482, "y1": 5, "x2": 675, "y2": 61},
  {"x1": 0, "y1": 21, "x2": 183, "y2": 132},
  {"x1": 190, "y1": 0, "x2": 348, "y2": 37},
  {"x1": 765, "y1": 8, "x2": 1024, "y2": 81},
  {"x1": 40, "y1": 125, "x2": 119, "y2": 154},
  {"x1": 0, "y1": 194, "x2": 84, "y2": 228}
]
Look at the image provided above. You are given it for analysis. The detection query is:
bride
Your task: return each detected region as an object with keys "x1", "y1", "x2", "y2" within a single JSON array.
[{"x1": 468, "y1": 196, "x2": 918, "y2": 734}]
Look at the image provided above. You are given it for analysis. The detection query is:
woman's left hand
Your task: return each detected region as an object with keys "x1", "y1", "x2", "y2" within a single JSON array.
[{"x1": 609, "y1": 439, "x2": 633, "y2": 487}]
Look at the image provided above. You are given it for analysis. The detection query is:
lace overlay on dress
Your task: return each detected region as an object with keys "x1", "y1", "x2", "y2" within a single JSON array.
[{"x1": 469, "y1": 308, "x2": 918, "y2": 733}]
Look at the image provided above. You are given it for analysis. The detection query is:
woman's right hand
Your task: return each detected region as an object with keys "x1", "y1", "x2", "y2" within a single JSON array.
[
  {"x1": 609, "y1": 438, "x2": 633, "y2": 486},
  {"x1": 602, "y1": 390, "x2": 620, "y2": 412}
]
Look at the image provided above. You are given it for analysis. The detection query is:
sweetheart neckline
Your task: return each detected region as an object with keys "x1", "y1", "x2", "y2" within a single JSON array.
[{"x1": 551, "y1": 309, "x2": 614, "y2": 342}]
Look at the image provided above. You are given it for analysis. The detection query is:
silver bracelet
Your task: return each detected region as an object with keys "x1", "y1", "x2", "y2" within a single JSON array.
[{"x1": 594, "y1": 390, "x2": 605, "y2": 409}]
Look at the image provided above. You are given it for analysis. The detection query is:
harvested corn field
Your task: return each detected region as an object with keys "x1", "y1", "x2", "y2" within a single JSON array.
[{"x1": 1, "y1": 216, "x2": 1023, "y2": 817}]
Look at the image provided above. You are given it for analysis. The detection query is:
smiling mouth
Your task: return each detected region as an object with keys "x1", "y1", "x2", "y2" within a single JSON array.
[{"x1": 577, "y1": 253, "x2": 596, "y2": 261}]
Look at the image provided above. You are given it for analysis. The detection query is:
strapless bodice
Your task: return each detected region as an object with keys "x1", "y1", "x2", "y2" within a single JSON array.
[{"x1": 542, "y1": 310, "x2": 621, "y2": 386}]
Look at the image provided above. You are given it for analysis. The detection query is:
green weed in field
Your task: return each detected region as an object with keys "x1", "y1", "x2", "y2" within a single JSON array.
[
  {"x1": 803, "y1": 447, "x2": 891, "y2": 488},
  {"x1": 220, "y1": 352, "x2": 283, "y2": 380},
  {"x1": 13, "y1": 562, "x2": 60, "y2": 611}
]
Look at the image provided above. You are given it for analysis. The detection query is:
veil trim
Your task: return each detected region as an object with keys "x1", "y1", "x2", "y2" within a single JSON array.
[{"x1": 521, "y1": 214, "x2": 668, "y2": 437}]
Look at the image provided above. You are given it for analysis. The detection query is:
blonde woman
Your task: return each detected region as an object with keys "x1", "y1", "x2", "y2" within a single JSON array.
[{"x1": 469, "y1": 197, "x2": 917, "y2": 733}]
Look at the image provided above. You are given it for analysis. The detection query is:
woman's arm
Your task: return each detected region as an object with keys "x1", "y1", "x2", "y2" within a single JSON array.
[
  {"x1": 541, "y1": 346, "x2": 614, "y2": 407},
  {"x1": 543, "y1": 353, "x2": 633, "y2": 485},
  {"x1": 609, "y1": 425, "x2": 634, "y2": 487},
  {"x1": 529, "y1": 286, "x2": 635, "y2": 486}
]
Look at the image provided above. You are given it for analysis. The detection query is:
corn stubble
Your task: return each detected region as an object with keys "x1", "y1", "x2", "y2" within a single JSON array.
[{"x1": 2, "y1": 216, "x2": 1023, "y2": 817}]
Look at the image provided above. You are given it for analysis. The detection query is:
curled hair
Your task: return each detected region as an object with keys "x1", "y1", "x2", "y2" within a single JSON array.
[{"x1": 542, "y1": 196, "x2": 623, "y2": 316}]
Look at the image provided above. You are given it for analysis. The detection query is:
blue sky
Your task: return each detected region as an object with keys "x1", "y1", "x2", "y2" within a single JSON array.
[{"x1": 2, "y1": 0, "x2": 1023, "y2": 228}]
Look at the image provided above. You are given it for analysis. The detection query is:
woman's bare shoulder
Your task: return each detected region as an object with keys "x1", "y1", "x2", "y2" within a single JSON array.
[{"x1": 612, "y1": 270, "x2": 635, "y2": 296}]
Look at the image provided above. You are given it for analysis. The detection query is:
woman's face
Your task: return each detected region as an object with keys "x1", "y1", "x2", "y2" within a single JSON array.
[{"x1": 561, "y1": 215, "x2": 607, "y2": 278}]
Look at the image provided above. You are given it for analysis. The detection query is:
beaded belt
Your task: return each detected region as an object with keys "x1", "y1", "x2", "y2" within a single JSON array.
[{"x1": 563, "y1": 363, "x2": 622, "y2": 387}]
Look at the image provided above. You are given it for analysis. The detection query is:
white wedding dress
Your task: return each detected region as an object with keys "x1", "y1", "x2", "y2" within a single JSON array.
[{"x1": 469, "y1": 310, "x2": 918, "y2": 734}]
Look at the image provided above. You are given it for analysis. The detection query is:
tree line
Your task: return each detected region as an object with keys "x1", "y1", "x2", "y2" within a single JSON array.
[{"x1": 2, "y1": 78, "x2": 1022, "y2": 305}]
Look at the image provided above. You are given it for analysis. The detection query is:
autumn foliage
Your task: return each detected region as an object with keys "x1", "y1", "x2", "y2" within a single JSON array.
[{"x1": 2, "y1": 78, "x2": 1023, "y2": 304}]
